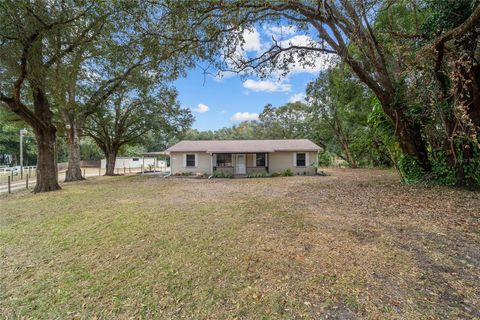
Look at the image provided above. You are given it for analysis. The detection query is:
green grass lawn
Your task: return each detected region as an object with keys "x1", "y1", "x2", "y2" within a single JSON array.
[{"x1": 1, "y1": 169, "x2": 479, "y2": 319}]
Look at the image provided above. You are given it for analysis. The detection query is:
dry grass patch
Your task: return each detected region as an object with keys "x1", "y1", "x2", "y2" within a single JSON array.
[{"x1": 0, "y1": 169, "x2": 479, "y2": 319}]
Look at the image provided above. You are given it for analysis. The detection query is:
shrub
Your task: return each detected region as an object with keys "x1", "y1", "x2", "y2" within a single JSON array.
[
  {"x1": 212, "y1": 171, "x2": 233, "y2": 178},
  {"x1": 317, "y1": 151, "x2": 333, "y2": 167},
  {"x1": 430, "y1": 150, "x2": 456, "y2": 186},
  {"x1": 247, "y1": 171, "x2": 270, "y2": 178},
  {"x1": 398, "y1": 155, "x2": 425, "y2": 184},
  {"x1": 398, "y1": 142, "x2": 480, "y2": 187},
  {"x1": 270, "y1": 172, "x2": 281, "y2": 177},
  {"x1": 456, "y1": 141, "x2": 480, "y2": 186},
  {"x1": 282, "y1": 168, "x2": 293, "y2": 176}
]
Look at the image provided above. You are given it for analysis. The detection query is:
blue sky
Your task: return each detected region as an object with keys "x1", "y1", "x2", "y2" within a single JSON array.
[{"x1": 173, "y1": 25, "x2": 334, "y2": 131}]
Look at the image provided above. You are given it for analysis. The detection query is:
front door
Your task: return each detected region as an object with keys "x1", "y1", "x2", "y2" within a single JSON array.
[{"x1": 235, "y1": 154, "x2": 246, "y2": 174}]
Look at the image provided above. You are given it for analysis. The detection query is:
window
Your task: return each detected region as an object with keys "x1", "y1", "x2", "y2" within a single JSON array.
[
  {"x1": 216, "y1": 153, "x2": 232, "y2": 167},
  {"x1": 296, "y1": 153, "x2": 306, "y2": 167},
  {"x1": 256, "y1": 153, "x2": 266, "y2": 167},
  {"x1": 186, "y1": 154, "x2": 196, "y2": 167}
]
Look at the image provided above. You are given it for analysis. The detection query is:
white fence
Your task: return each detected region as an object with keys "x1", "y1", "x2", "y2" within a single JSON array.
[{"x1": 0, "y1": 166, "x2": 37, "y2": 175}]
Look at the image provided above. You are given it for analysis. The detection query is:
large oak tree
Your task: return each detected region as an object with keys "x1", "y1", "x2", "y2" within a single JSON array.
[
  {"x1": 49, "y1": 2, "x2": 192, "y2": 182},
  {"x1": 84, "y1": 86, "x2": 192, "y2": 176},
  {"x1": 0, "y1": 1, "x2": 108, "y2": 192}
]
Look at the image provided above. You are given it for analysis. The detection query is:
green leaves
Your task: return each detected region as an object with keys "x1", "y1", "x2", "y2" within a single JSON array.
[{"x1": 84, "y1": 85, "x2": 192, "y2": 156}]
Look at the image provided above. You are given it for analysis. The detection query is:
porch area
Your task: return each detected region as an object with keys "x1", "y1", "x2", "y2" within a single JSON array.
[{"x1": 212, "y1": 153, "x2": 268, "y2": 176}]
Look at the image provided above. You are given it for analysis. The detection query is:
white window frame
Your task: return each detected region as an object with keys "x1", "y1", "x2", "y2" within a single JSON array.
[
  {"x1": 293, "y1": 152, "x2": 309, "y2": 167},
  {"x1": 184, "y1": 153, "x2": 197, "y2": 168}
]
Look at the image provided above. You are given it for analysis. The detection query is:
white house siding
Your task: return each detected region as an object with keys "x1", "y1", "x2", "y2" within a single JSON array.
[
  {"x1": 246, "y1": 154, "x2": 255, "y2": 167},
  {"x1": 170, "y1": 152, "x2": 212, "y2": 174},
  {"x1": 100, "y1": 157, "x2": 156, "y2": 169},
  {"x1": 268, "y1": 151, "x2": 318, "y2": 175}
]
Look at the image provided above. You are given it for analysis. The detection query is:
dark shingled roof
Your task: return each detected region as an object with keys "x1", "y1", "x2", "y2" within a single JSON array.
[{"x1": 166, "y1": 139, "x2": 321, "y2": 153}]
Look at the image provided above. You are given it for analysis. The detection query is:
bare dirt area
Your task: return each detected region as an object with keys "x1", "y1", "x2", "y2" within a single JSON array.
[{"x1": 0, "y1": 168, "x2": 479, "y2": 319}]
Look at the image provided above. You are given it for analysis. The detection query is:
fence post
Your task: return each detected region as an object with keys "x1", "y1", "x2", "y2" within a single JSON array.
[
  {"x1": 129, "y1": 166, "x2": 131, "y2": 173},
  {"x1": 123, "y1": 167, "x2": 125, "y2": 175},
  {"x1": 28, "y1": 167, "x2": 31, "y2": 176},
  {"x1": 26, "y1": 174, "x2": 29, "y2": 189},
  {"x1": 21, "y1": 167, "x2": 23, "y2": 180},
  {"x1": 83, "y1": 169, "x2": 86, "y2": 178},
  {"x1": 8, "y1": 176, "x2": 11, "y2": 194},
  {"x1": 11, "y1": 169, "x2": 14, "y2": 182}
]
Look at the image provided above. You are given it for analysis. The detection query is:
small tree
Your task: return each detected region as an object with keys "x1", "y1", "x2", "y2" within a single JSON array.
[{"x1": 84, "y1": 87, "x2": 192, "y2": 175}]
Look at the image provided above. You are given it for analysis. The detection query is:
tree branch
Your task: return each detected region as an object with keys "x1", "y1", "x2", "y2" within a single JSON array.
[{"x1": 422, "y1": 4, "x2": 480, "y2": 52}]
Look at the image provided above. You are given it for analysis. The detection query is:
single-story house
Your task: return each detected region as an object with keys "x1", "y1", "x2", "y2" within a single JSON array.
[{"x1": 165, "y1": 139, "x2": 321, "y2": 176}]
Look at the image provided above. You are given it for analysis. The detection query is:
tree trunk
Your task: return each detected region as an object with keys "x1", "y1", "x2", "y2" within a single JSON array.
[
  {"x1": 383, "y1": 103, "x2": 431, "y2": 172},
  {"x1": 442, "y1": 33, "x2": 480, "y2": 186},
  {"x1": 341, "y1": 141, "x2": 357, "y2": 168},
  {"x1": 105, "y1": 150, "x2": 117, "y2": 176},
  {"x1": 398, "y1": 120, "x2": 431, "y2": 172},
  {"x1": 34, "y1": 127, "x2": 61, "y2": 193},
  {"x1": 65, "y1": 124, "x2": 85, "y2": 182}
]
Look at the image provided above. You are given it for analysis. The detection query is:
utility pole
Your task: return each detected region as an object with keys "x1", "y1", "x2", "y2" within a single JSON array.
[{"x1": 20, "y1": 128, "x2": 28, "y2": 174}]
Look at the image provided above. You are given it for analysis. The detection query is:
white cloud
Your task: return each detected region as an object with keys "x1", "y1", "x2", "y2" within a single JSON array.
[
  {"x1": 276, "y1": 35, "x2": 338, "y2": 76},
  {"x1": 216, "y1": 25, "x2": 337, "y2": 85},
  {"x1": 242, "y1": 28, "x2": 262, "y2": 52},
  {"x1": 242, "y1": 79, "x2": 291, "y2": 93},
  {"x1": 219, "y1": 27, "x2": 263, "y2": 79},
  {"x1": 191, "y1": 103, "x2": 209, "y2": 113},
  {"x1": 289, "y1": 92, "x2": 306, "y2": 103},
  {"x1": 279, "y1": 34, "x2": 314, "y2": 47},
  {"x1": 230, "y1": 112, "x2": 259, "y2": 122},
  {"x1": 264, "y1": 25, "x2": 297, "y2": 37}
]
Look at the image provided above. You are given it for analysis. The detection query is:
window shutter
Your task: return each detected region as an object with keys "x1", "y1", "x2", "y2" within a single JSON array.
[
  {"x1": 293, "y1": 153, "x2": 297, "y2": 167},
  {"x1": 253, "y1": 154, "x2": 256, "y2": 167},
  {"x1": 183, "y1": 154, "x2": 186, "y2": 167},
  {"x1": 195, "y1": 153, "x2": 198, "y2": 167},
  {"x1": 306, "y1": 153, "x2": 309, "y2": 166}
]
